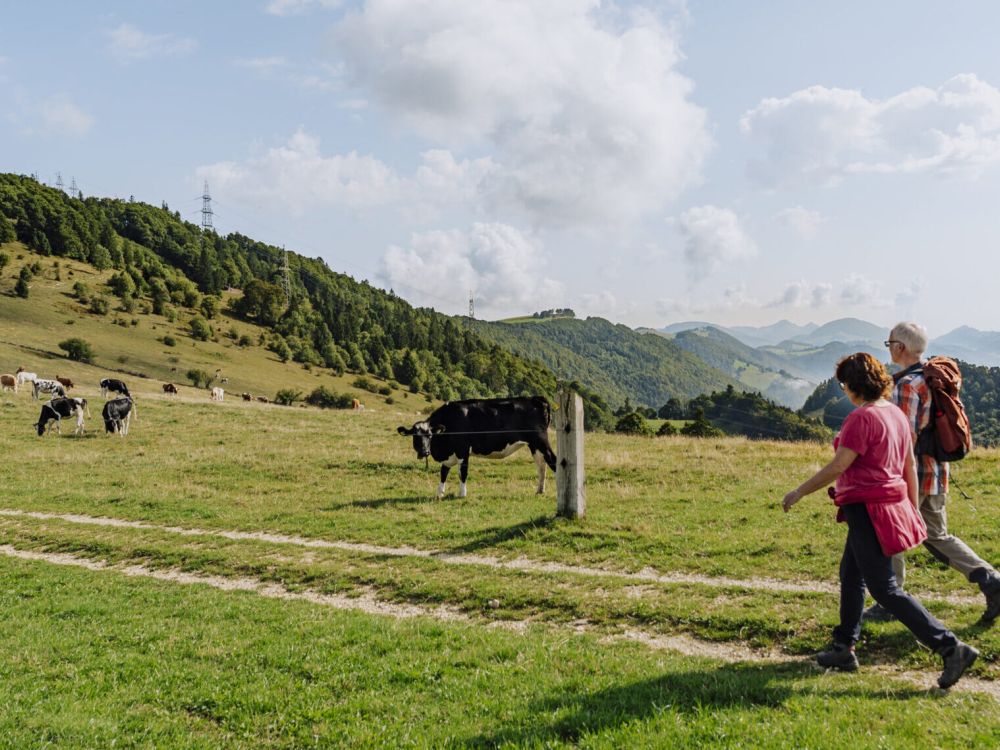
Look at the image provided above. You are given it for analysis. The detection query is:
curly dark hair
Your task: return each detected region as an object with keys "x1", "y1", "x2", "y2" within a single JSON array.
[{"x1": 836, "y1": 352, "x2": 892, "y2": 402}]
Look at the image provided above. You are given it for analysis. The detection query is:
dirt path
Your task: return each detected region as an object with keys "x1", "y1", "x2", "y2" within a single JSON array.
[
  {"x1": 0, "y1": 508, "x2": 983, "y2": 607},
  {"x1": 1, "y1": 543, "x2": 996, "y2": 702}
]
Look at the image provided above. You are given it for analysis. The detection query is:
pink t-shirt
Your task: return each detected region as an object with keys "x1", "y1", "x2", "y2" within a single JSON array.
[{"x1": 833, "y1": 402, "x2": 911, "y2": 505}]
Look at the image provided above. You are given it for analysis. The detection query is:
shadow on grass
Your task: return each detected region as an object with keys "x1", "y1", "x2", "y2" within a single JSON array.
[
  {"x1": 444, "y1": 514, "x2": 555, "y2": 555},
  {"x1": 461, "y1": 661, "x2": 928, "y2": 748},
  {"x1": 341, "y1": 495, "x2": 442, "y2": 510}
]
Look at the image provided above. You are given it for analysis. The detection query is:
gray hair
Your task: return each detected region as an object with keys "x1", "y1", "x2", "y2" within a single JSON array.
[{"x1": 890, "y1": 322, "x2": 928, "y2": 355}]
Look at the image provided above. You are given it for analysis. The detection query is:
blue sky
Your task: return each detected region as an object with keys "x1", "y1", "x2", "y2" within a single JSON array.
[{"x1": 4, "y1": 1, "x2": 1000, "y2": 335}]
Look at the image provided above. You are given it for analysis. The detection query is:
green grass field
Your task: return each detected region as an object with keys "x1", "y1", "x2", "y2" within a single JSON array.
[{"x1": 2, "y1": 245, "x2": 1000, "y2": 746}]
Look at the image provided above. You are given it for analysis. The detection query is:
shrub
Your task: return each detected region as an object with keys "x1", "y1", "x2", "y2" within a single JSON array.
[
  {"x1": 58, "y1": 337, "x2": 94, "y2": 363},
  {"x1": 681, "y1": 408, "x2": 725, "y2": 438},
  {"x1": 614, "y1": 412, "x2": 652, "y2": 436},
  {"x1": 237, "y1": 334, "x2": 252, "y2": 348},
  {"x1": 186, "y1": 368, "x2": 213, "y2": 389},
  {"x1": 385, "y1": 396, "x2": 395, "y2": 405},
  {"x1": 305, "y1": 386, "x2": 354, "y2": 409},
  {"x1": 72, "y1": 281, "x2": 89, "y2": 301},
  {"x1": 656, "y1": 421, "x2": 679, "y2": 437},
  {"x1": 0, "y1": 251, "x2": 9, "y2": 275},
  {"x1": 162, "y1": 335, "x2": 177, "y2": 347},
  {"x1": 89, "y1": 295, "x2": 110, "y2": 315},
  {"x1": 274, "y1": 388, "x2": 302, "y2": 406},
  {"x1": 377, "y1": 385, "x2": 392, "y2": 396},
  {"x1": 189, "y1": 316, "x2": 212, "y2": 341},
  {"x1": 352, "y1": 377, "x2": 380, "y2": 394},
  {"x1": 14, "y1": 275, "x2": 29, "y2": 298}
]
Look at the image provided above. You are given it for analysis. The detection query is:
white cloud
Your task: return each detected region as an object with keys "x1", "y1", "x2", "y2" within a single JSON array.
[
  {"x1": 378, "y1": 223, "x2": 564, "y2": 317},
  {"x1": 12, "y1": 95, "x2": 94, "y2": 138},
  {"x1": 235, "y1": 56, "x2": 343, "y2": 91},
  {"x1": 774, "y1": 206, "x2": 827, "y2": 239},
  {"x1": 197, "y1": 130, "x2": 494, "y2": 220},
  {"x1": 107, "y1": 23, "x2": 196, "y2": 63},
  {"x1": 742, "y1": 74, "x2": 1000, "y2": 187},
  {"x1": 674, "y1": 205, "x2": 756, "y2": 282},
  {"x1": 895, "y1": 277, "x2": 927, "y2": 318},
  {"x1": 840, "y1": 273, "x2": 890, "y2": 307},
  {"x1": 769, "y1": 280, "x2": 832, "y2": 308},
  {"x1": 235, "y1": 56, "x2": 289, "y2": 73},
  {"x1": 332, "y1": 0, "x2": 710, "y2": 226},
  {"x1": 265, "y1": 0, "x2": 342, "y2": 16}
]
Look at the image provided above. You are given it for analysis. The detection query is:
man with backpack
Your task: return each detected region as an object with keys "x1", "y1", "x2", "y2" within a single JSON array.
[{"x1": 864, "y1": 321, "x2": 1000, "y2": 623}]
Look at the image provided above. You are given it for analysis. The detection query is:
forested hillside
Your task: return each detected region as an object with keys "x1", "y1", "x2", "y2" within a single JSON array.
[
  {"x1": 463, "y1": 316, "x2": 743, "y2": 409},
  {"x1": 802, "y1": 360, "x2": 1000, "y2": 446},
  {"x1": 0, "y1": 173, "x2": 615, "y2": 427},
  {"x1": 689, "y1": 385, "x2": 831, "y2": 442}
]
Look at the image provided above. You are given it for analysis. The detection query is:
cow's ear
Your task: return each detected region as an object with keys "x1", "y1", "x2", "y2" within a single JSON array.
[
  {"x1": 432, "y1": 424, "x2": 446, "y2": 434},
  {"x1": 397, "y1": 426, "x2": 412, "y2": 435}
]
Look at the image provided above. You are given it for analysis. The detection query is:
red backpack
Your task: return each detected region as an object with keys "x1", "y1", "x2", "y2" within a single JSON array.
[{"x1": 914, "y1": 357, "x2": 972, "y2": 462}]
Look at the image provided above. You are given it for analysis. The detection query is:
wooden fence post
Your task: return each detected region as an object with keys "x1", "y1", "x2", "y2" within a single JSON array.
[{"x1": 555, "y1": 388, "x2": 585, "y2": 519}]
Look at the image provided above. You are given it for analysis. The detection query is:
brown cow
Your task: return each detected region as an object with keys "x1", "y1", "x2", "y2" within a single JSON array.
[
  {"x1": 242, "y1": 392, "x2": 253, "y2": 401},
  {"x1": 0, "y1": 374, "x2": 17, "y2": 393},
  {"x1": 162, "y1": 383, "x2": 178, "y2": 395},
  {"x1": 56, "y1": 376, "x2": 74, "y2": 390},
  {"x1": 256, "y1": 396, "x2": 269, "y2": 403}
]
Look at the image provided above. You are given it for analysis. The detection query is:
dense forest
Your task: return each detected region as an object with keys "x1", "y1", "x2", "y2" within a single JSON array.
[
  {"x1": 0, "y1": 173, "x2": 616, "y2": 428},
  {"x1": 687, "y1": 385, "x2": 832, "y2": 442},
  {"x1": 802, "y1": 360, "x2": 1000, "y2": 446},
  {"x1": 464, "y1": 316, "x2": 743, "y2": 408}
]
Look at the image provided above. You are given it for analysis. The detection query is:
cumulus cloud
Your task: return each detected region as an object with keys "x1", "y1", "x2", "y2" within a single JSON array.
[
  {"x1": 196, "y1": 130, "x2": 493, "y2": 218},
  {"x1": 107, "y1": 23, "x2": 196, "y2": 63},
  {"x1": 774, "y1": 206, "x2": 827, "y2": 239},
  {"x1": 674, "y1": 205, "x2": 756, "y2": 282},
  {"x1": 840, "y1": 273, "x2": 890, "y2": 307},
  {"x1": 895, "y1": 277, "x2": 927, "y2": 318},
  {"x1": 742, "y1": 74, "x2": 1000, "y2": 187},
  {"x1": 768, "y1": 280, "x2": 832, "y2": 308},
  {"x1": 378, "y1": 223, "x2": 564, "y2": 317},
  {"x1": 332, "y1": 0, "x2": 710, "y2": 226},
  {"x1": 265, "y1": 0, "x2": 342, "y2": 16},
  {"x1": 11, "y1": 95, "x2": 94, "y2": 138}
]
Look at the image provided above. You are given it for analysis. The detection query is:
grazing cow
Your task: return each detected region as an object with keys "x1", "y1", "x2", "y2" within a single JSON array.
[
  {"x1": 55, "y1": 375, "x2": 74, "y2": 390},
  {"x1": 211, "y1": 387, "x2": 224, "y2": 401},
  {"x1": 15, "y1": 367, "x2": 37, "y2": 386},
  {"x1": 397, "y1": 397, "x2": 557, "y2": 498},
  {"x1": 242, "y1": 392, "x2": 252, "y2": 401},
  {"x1": 1, "y1": 374, "x2": 17, "y2": 393},
  {"x1": 162, "y1": 383, "x2": 178, "y2": 395},
  {"x1": 100, "y1": 378, "x2": 130, "y2": 398},
  {"x1": 32, "y1": 379, "x2": 66, "y2": 400},
  {"x1": 256, "y1": 396, "x2": 269, "y2": 404},
  {"x1": 102, "y1": 397, "x2": 133, "y2": 436},
  {"x1": 35, "y1": 397, "x2": 87, "y2": 436}
]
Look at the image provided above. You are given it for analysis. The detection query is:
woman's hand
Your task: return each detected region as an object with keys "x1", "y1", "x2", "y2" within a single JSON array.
[{"x1": 782, "y1": 489, "x2": 802, "y2": 513}]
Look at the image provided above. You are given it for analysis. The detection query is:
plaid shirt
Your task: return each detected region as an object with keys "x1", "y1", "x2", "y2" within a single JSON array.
[{"x1": 892, "y1": 363, "x2": 948, "y2": 495}]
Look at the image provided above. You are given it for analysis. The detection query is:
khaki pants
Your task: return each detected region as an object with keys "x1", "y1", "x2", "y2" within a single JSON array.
[{"x1": 891, "y1": 493, "x2": 996, "y2": 586}]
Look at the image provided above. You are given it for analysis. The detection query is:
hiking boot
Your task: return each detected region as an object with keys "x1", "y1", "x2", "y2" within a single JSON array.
[
  {"x1": 938, "y1": 642, "x2": 979, "y2": 689},
  {"x1": 816, "y1": 642, "x2": 859, "y2": 672},
  {"x1": 983, "y1": 587, "x2": 1000, "y2": 623},
  {"x1": 861, "y1": 603, "x2": 895, "y2": 623}
]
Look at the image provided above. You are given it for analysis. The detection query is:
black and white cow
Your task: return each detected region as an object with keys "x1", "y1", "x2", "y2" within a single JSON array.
[
  {"x1": 32, "y1": 379, "x2": 66, "y2": 400},
  {"x1": 35, "y1": 397, "x2": 87, "y2": 436},
  {"x1": 102, "y1": 396, "x2": 133, "y2": 436},
  {"x1": 398, "y1": 397, "x2": 557, "y2": 498},
  {"x1": 100, "y1": 378, "x2": 130, "y2": 398}
]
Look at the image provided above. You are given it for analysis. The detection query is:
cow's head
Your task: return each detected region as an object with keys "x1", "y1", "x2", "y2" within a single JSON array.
[{"x1": 397, "y1": 421, "x2": 445, "y2": 458}]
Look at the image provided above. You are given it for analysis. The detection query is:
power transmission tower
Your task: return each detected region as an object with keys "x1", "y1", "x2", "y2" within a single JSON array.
[
  {"x1": 69, "y1": 177, "x2": 79, "y2": 198},
  {"x1": 55, "y1": 172, "x2": 65, "y2": 192},
  {"x1": 200, "y1": 181, "x2": 214, "y2": 231},
  {"x1": 282, "y1": 246, "x2": 292, "y2": 304},
  {"x1": 468, "y1": 290, "x2": 475, "y2": 319}
]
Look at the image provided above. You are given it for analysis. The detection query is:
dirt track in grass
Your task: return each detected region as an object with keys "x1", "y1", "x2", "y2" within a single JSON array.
[
  {"x1": 1, "y1": 543, "x2": 997, "y2": 702},
  {"x1": 0, "y1": 507, "x2": 986, "y2": 607}
]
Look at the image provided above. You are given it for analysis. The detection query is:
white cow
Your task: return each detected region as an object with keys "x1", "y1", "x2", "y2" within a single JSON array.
[
  {"x1": 32, "y1": 379, "x2": 66, "y2": 400},
  {"x1": 211, "y1": 387, "x2": 225, "y2": 402},
  {"x1": 16, "y1": 368, "x2": 37, "y2": 386}
]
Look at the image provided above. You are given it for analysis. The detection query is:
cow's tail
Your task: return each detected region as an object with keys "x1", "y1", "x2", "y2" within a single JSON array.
[{"x1": 131, "y1": 398, "x2": 138, "y2": 422}]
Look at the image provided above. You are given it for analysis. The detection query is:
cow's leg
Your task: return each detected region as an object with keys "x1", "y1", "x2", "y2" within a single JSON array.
[
  {"x1": 532, "y1": 449, "x2": 548, "y2": 494},
  {"x1": 122, "y1": 412, "x2": 131, "y2": 437},
  {"x1": 438, "y1": 464, "x2": 450, "y2": 498},
  {"x1": 458, "y1": 456, "x2": 469, "y2": 498}
]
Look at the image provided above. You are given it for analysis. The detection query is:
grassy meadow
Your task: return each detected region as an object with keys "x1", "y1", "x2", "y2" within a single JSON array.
[{"x1": 2, "y1": 244, "x2": 1000, "y2": 746}]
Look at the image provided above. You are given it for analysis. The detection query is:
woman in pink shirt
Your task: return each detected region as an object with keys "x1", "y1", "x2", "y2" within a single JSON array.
[{"x1": 782, "y1": 353, "x2": 977, "y2": 689}]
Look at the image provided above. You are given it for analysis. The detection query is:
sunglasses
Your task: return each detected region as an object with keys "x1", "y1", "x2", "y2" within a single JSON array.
[{"x1": 884, "y1": 340, "x2": 901, "y2": 348}]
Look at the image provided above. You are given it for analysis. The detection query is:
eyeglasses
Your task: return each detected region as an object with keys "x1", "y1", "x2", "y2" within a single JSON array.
[
  {"x1": 838, "y1": 382, "x2": 846, "y2": 391},
  {"x1": 884, "y1": 340, "x2": 901, "y2": 348}
]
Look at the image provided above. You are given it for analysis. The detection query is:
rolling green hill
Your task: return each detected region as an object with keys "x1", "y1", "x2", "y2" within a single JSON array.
[
  {"x1": 464, "y1": 316, "x2": 744, "y2": 409},
  {"x1": 648, "y1": 326, "x2": 817, "y2": 409}
]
